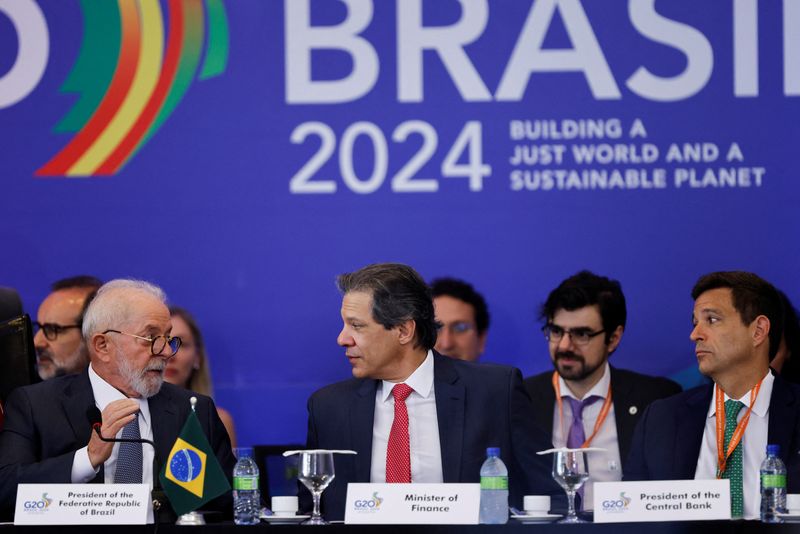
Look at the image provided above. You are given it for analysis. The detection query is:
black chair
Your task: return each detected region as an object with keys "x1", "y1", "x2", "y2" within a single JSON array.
[
  {"x1": 0, "y1": 314, "x2": 39, "y2": 406},
  {"x1": 0, "y1": 287, "x2": 22, "y2": 322},
  {"x1": 253, "y1": 444, "x2": 303, "y2": 504}
]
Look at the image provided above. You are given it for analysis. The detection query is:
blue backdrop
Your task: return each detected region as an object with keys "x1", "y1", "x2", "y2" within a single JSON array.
[{"x1": 1, "y1": 0, "x2": 798, "y2": 448}]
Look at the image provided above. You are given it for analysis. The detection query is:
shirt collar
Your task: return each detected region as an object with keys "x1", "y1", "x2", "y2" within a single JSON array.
[
  {"x1": 558, "y1": 361, "x2": 611, "y2": 402},
  {"x1": 707, "y1": 369, "x2": 774, "y2": 419},
  {"x1": 379, "y1": 349, "x2": 434, "y2": 403},
  {"x1": 88, "y1": 363, "x2": 151, "y2": 426}
]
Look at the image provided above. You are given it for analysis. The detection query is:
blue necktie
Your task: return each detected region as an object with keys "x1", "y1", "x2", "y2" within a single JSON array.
[{"x1": 114, "y1": 413, "x2": 143, "y2": 483}]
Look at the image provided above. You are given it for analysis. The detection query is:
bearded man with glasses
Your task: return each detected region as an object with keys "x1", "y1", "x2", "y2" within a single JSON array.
[
  {"x1": 524, "y1": 271, "x2": 681, "y2": 510},
  {"x1": 0, "y1": 279, "x2": 235, "y2": 522},
  {"x1": 33, "y1": 275, "x2": 102, "y2": 380}
]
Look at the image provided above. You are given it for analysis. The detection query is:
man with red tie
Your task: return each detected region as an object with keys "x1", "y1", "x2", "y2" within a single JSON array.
[{"x1": 304, "y1": 263, "x2": 559, "y2": 521}]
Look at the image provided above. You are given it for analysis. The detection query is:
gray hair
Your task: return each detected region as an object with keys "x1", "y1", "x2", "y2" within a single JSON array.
[{"x1": 82, "y1": 279, "x2": 167, "y2": 340}]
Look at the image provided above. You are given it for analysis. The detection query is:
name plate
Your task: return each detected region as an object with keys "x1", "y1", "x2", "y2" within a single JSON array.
[
  {"x1": 593, "y1": 480, "x2": 731, "y2": 523},
  {"x1": 15, "y1": 484, "x2": 150, "y2": 525},
  {"x1": 344, "y1": 483, "x2": 480, "y2": 524}
]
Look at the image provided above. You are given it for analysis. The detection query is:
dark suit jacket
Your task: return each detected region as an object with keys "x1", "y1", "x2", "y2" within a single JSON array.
[
  {"x1": 524, "y1": 366, "x2": 681, "y2": 471},
  {"x1": 305, "y1": 352, "x2": 562, "y2": 521},
  {"x1": 0, "y1": 371, "x2": 236, "y2": 521},
  {"x1": 624, "y1": 373, "x2": 800, "y2": 490}
]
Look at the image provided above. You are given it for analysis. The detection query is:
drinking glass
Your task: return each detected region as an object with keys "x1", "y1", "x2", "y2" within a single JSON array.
[
  {"x1": 552, "y1": 449, "x2": 589, "y2": 523},
  {"x1": 298, "y1": 451, "x2": 335, "y2": 525}
]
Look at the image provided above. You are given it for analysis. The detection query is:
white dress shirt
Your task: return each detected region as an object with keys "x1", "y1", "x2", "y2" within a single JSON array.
[
  {"x1": 694, "y1": 370, "x2": 773, "y2": 520},
  {"x1": 370, "y1": 350, "x2": 443, "y2": 483},
  {"x1": 552, "y1": 362, "x2": 622, "y2": 510},
  {"x1": 71, "y1": 364, "x2": 155, "y2": 489}
]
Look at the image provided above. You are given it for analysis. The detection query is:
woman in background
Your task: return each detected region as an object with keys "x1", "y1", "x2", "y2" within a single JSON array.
[{"x1": 166, "y1": 306, "x2": 237, "y2": 448}]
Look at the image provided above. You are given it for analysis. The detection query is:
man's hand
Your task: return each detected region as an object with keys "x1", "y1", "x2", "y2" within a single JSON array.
[{"x1": 87, "y1": 399, "x2": 140, "y2": 469}]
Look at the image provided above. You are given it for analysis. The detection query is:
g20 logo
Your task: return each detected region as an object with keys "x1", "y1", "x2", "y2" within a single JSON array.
[
  {"x1": 0, "y1": 0, "x2": 229, "y2": 176},
  {"x1": 354, "y1": 492, "x2": 383, "y2": 511},
  {"x1": 23, "y1": 493, "x2": 52, "y2": 513},
  {"x1": 602, "y1": 492, "x2": 631, "y2": 513}
]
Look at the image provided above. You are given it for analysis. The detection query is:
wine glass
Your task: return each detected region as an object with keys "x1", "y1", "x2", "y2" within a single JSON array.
[
  {"x1": 552, "y1": 449, "x2": 589, "y2": 523},
  {"x1": 298, "y1": 451, "x2": 335, "y2": 525}
]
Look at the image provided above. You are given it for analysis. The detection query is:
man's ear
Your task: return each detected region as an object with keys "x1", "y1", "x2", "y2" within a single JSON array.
[
  {"x1": 397, "y1": 319, "x2": 417, "y2": 346},
  {"x1": 752, "y1": 315, "x2": 770, "y2": 350},
  {"x1": 91, "y1": 333, "x2": 113, "y2": 363},
  {"x1": 607, "y1": 325, "x2": 624, "y2": 354}
]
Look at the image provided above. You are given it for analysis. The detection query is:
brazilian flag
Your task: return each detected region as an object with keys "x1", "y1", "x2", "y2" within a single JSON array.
[{"x1": 159, "y1": 411, "x2": 231, "y2": 516}]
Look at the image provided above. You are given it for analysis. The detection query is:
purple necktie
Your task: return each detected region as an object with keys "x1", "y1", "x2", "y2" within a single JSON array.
[
  {"x1": 565, "y1": 396, "x2": 601, "y2": 508},
  {"x1": 565, "y1": 396, "x2": 602, "y2": 449}
]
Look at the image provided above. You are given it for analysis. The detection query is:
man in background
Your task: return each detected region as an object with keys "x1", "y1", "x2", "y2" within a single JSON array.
[
  {"x1": 431, "y1": 277, "x2": 489, "y2": 361},
  {"x1": 525, "y1": 271, "x2": 680, "y2": 508},
  {"x1": 34, "y1": 275, "x2": 102, "y2": 380}
]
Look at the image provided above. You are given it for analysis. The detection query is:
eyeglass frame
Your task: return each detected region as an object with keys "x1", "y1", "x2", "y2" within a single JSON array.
[
  {"x1": 541, "y1": 323, "x2": 606, "y2": 346},
  {"x1": 436, "y1": 321, "x2": 477, "y2": 335},
  {"x1": 102, "y1": 329, "x2": 182, "y2": 357},
  {"x1": 33, "y1": 321, "x2": 82, "y2": 341}
]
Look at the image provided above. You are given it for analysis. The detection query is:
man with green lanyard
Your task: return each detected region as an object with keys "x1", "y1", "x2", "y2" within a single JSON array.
[{"x1": 626, "y1": 271, "x2": 800, "y2": 519}]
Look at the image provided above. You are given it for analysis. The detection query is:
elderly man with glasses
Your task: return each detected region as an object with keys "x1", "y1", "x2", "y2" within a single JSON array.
[
  {"x1": 0, "y1": 279, "x2": 235, "y2": 521},
  {"x1": 33, "y1": 275, "x2": 102, "y2": 380},
  {"x1": 524, "y1": 271, "x2": 681, "y2": 510}
]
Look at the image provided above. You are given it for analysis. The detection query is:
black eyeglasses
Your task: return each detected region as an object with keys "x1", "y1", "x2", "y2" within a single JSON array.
[
  {"x1": 102, "y1": 329, "x2": 181, "y2": 357},
  {"x1": 542, "y1": 324, "x2": 605, "y2": 346},
  {"x1": 34, "y1": 322, "x2": 82, "y2": 341}
]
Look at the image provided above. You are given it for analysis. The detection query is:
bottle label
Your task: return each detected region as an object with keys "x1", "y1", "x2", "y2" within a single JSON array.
[
  {"x1": 480, "y1": 476, "x2": 508, "y2": 490},
  {"x1": 761, "y1": 474, "x2": 786, "y2": 488},
  {"x1": 234, "y1": 476, "x2": 259, "y2": 490}
]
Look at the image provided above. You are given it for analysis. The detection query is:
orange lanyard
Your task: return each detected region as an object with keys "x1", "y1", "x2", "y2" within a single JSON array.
[
  {"x1": 552, "y1": 371, "x2": 613, "y2": 448},
  {"x1": 715, "y1": 379, "x2": 763, "y2": 478}
]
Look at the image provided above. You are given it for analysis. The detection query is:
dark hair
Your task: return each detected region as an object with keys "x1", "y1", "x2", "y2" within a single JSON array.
[
  {"x1": 337, "y1": 263, "x2": 437, "y2": 351},
  {"x1": 540, "y1": 270, "x2": 626, "y2": 344},
  {"x1": 51, "y1": 275, "x2": 103, "y2": 292},
  {"x1": 691, "y1": 271, "x2": 784, "y2": 360},
  {"x1": 430, "y1": 277, "x2": 490, "y2": 335}
]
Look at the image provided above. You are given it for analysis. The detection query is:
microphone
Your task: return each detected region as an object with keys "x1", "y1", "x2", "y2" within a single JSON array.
[
  {"x1": 86, "y1": 405, "x2": 168, "y2": 519},
  {"x1": 86, "y1": 405, "x2": 156, "y2": 447}
]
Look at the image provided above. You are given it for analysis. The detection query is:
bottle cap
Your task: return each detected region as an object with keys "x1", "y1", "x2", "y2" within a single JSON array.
[
  {"x1": 234, "y1": 447, "x2": 254, "y2": 459},
  {"x1": 767, "y1": 444, "x2": 780, "y2": 456},
  {"x1": 486, "y1": 447, "x2": 500, "y2": 457}
]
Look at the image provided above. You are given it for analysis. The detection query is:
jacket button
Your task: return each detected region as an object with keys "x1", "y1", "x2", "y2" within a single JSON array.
[{"x1": 629, "y1": 406, "x2": 638, "y2": 415}]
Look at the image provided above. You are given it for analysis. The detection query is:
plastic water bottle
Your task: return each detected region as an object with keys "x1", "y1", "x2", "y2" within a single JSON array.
[
  {"x1": 760, "y1": 444, "x2": 787, "y2": 523},
  {"x1": 233, "y1": 447, "x2": 261, "y2": 525},
  {"x1": 479, "y1": 447, "x2": 508, "y2": 524}
]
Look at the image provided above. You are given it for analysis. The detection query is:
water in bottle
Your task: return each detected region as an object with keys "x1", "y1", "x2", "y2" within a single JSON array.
[
  {"x1": 760, "y1": 443, "x2": 787, "y2": 523},
  {"x1": 233, "y1": 447, "x2": 261, "y2": 525},
  {"x1": 479, "y1": 447, "x2": 509, "y2": 524}
]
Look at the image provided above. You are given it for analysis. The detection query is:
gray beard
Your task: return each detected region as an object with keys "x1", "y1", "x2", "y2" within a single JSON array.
[{"x1": 117, "y1": 350, "x2": 165, "y2": 398}]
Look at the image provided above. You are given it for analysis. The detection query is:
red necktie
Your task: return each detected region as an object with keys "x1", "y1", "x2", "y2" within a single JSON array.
[{"x1": 386, "y1": 383, "x2": 414, "y2": 483}]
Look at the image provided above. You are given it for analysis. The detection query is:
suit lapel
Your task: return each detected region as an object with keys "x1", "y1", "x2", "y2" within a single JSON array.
[
  {"x1": 148, "y1": 386, "x2": 180, "y2": 469},
  {"x1": 536, "y1": 375, "x2": 556, "y2": 438},
  {"x1": 610, "y1": 367, "x2": 636, "y2": 463},
  {"x1": 674, "y1": 386, "x2": 712, "y2": 478},
  {"x1": 62, "y1": 371, "x2": 104, "y2": 483},
  {"x1": 351, "y1": 380, "x2": 377, "y2": 482},
  {"x1": 433, "y1": 353, "x2": 465, "y2": 482},
  {"x1": 767, "y1": 375, "x2": 796, "y2": 455}
]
